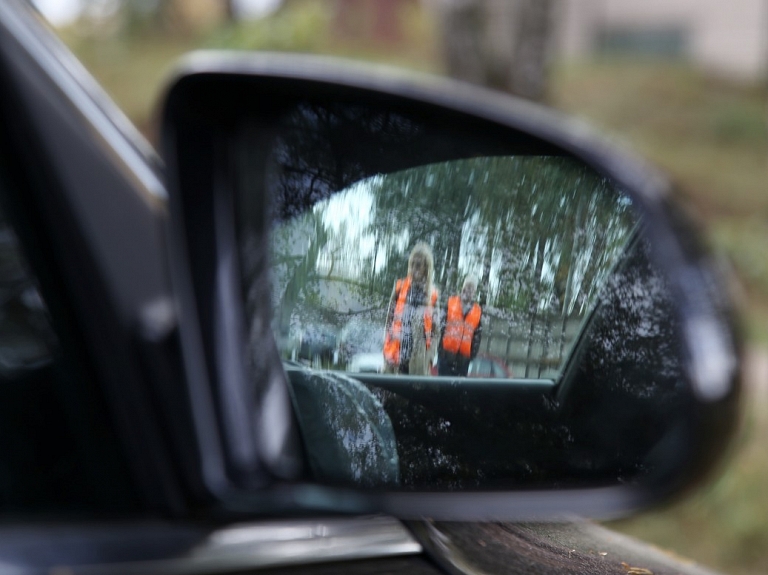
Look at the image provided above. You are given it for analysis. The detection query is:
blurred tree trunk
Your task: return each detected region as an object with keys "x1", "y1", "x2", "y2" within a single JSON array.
[
  {"x1": 223, "y1": 0, "x2": 237, "y2": 22},
  {"x1": 430, "y1": 0, "x2": 559, "y2": 102}
]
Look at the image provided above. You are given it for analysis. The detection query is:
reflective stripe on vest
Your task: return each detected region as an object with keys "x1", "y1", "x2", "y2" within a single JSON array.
[
  {"x1": 383, "y1": 277, "x2": 438, "y2": 364},
  {"x1": 441, "y1": 296, "x2": 481, "y2": 358}
]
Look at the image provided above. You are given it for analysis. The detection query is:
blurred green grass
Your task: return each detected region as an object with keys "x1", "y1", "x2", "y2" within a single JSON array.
[
  {"x1": 552, "y1": 62, "x2": 768, "y2": 343},
  {"x1": 607, "y1": 392, "x2": 768, "y2": 575},
  {"x1": 58, "y1": 5, "x2": 768, "y2": 573}
]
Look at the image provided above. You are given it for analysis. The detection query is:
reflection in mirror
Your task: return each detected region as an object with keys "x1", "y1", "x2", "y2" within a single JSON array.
[
  {"x1": 233, "y1": 100, "x2": 687, "y2": 492},
  {"x1": 0, "y1": 207, "x2": 54, "y2": 376},
  {"x1": 270, "y1": 157, "x2": 637, "y2": 381}
]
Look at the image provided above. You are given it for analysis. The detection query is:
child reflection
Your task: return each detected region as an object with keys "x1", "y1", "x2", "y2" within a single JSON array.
[
  {"x1": 383, "y1": 243, "x2": 439, "y2": 375},
  {"x1": 438, "y1": 275, "x2": 483, "y2": 376}
]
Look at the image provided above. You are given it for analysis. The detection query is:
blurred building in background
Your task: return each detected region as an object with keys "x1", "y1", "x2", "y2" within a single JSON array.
[{"x1": 559, "y1": 0, "x2": 768, "y2": 82}]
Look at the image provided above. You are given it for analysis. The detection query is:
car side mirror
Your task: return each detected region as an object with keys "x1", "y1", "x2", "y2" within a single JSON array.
[{"x1": 159, "y1": 53, "x2": 741, "y2": 521}]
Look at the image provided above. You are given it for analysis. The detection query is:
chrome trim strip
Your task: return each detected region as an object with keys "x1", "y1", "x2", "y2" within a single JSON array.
[{"x1": 62, "y1": 517, "x2": 421, "y2": 575}]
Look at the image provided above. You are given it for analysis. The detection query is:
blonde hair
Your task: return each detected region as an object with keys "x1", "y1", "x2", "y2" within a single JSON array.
[{"x1": 407, "y1": 242, "x2": 434, "y2": 289}]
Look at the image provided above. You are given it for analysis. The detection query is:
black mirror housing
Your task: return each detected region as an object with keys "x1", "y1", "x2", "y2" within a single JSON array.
[{"x1": 159, "y1": 52, "x2": 741, "y2": 521}]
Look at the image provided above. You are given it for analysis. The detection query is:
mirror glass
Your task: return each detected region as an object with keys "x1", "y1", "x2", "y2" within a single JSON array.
[
  {"x1": 233, "y1": 100, "x2": 687, "y2": 491},
  {"x1": 270, "y1": 157, "x2": 637, "y2": 380}
]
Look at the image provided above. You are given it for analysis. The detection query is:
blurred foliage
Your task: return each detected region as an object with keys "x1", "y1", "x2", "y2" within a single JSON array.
[
  {"x1": 202, "y1": 0, "x2": 440, "y2": 70},
  {"x1": 553, "y1": 62, "x2": 767, "y2": 216},
  {"x1": 59, "y1": 0, "x2": 439, "y2": 134},
  {"x1": 205, "y1": 1, "x2": 332, "y2": 53},
  {"x1": 51, "y1": 2, "x2": 768, "y2": 573},
  {"x1": 58, "y1": 30, "x2": 198, "y2": 132}
]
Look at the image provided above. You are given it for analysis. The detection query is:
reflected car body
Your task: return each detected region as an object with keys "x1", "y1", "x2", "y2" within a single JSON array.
[
  {"x1": 467, "y1": 353, "x2": 513, "y2": 378},
  {"x1": 348, "y1": 352, "x2": 385, "y2": 373},
  {"x1": 337, "y1": 318, "x2": 385, "y2": 367},
  {"x1": 298, "y1": 324, "x2": 338, "y2": 363},
  {"x1": 429, "y1": 354, "x2": 512, "y2": 378}
]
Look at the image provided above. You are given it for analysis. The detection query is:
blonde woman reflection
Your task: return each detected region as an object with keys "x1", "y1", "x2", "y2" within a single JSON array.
[{"x1": 383, "y1": 243, "x2": 439, "y2": 375}]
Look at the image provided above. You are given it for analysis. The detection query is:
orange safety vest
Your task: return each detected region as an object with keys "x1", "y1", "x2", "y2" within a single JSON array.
[
  {"x1": 383, "y1": 277, "x2": 438, "y2": 365},
  {"x1": 441, "y1": 296, "x2": 482, "y2": 358}
]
